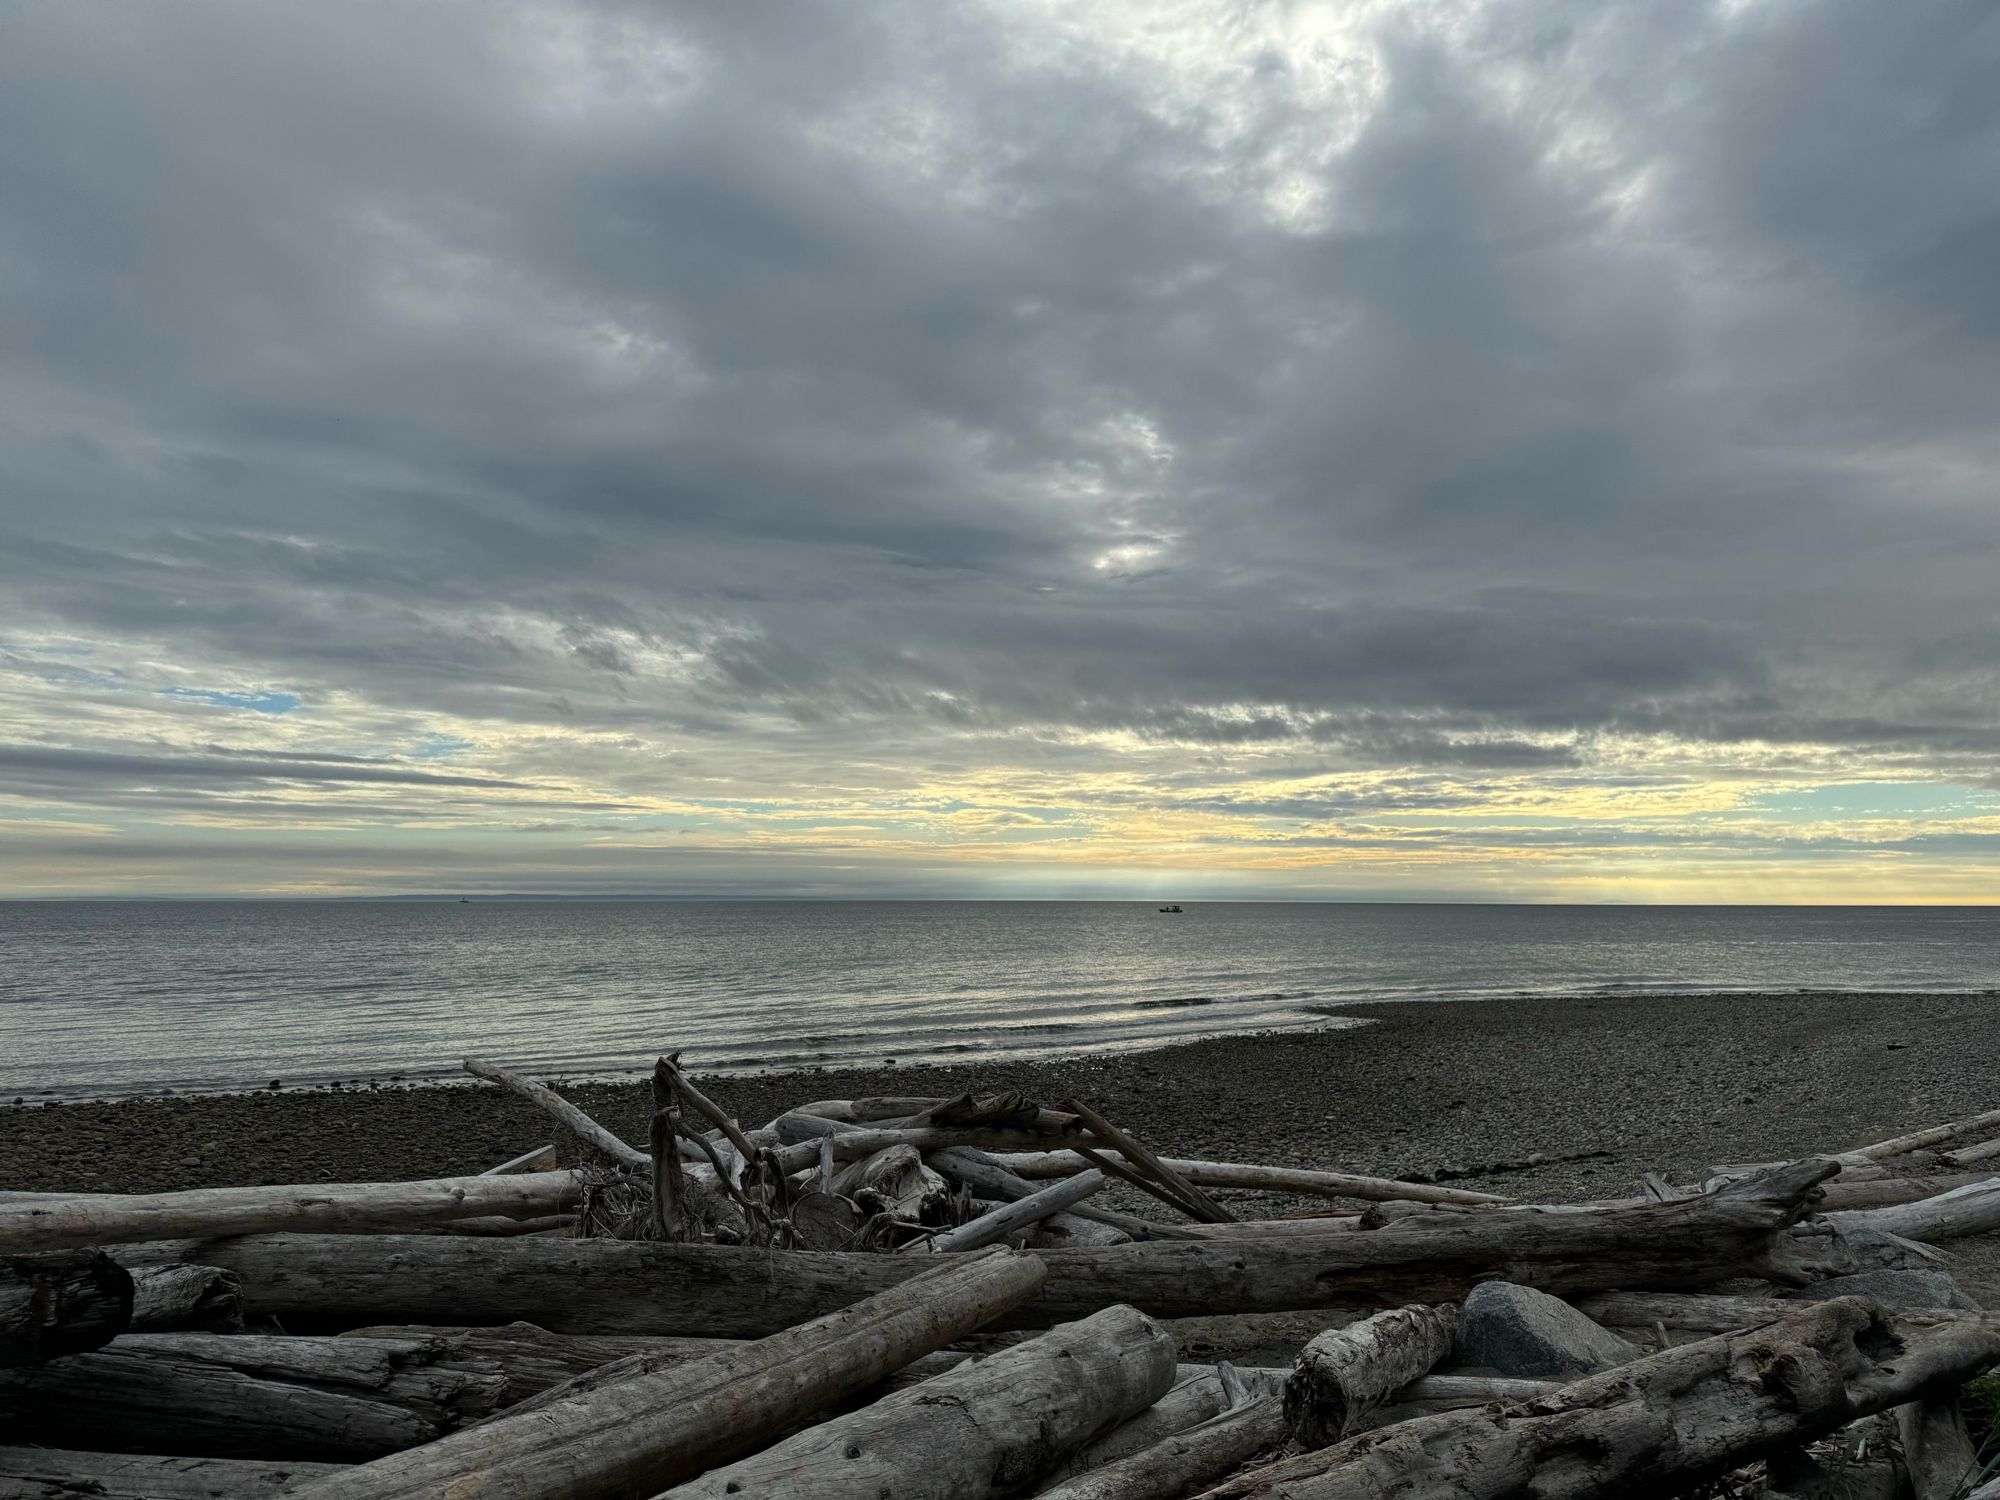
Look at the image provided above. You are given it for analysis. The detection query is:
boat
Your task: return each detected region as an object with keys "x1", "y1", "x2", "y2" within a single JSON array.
[{"x1": 1158, "y1": 904, "x2": 1183, "y2": 913}]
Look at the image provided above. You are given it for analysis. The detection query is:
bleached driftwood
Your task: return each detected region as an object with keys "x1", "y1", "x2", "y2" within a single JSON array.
[
  {"x1": 289, "y1": 1247, "x2": 1045, "y2": 1500},
  {"x1": 1828, "y1": 1177, "x2": 2000, "y2": 1242},
  {"x1": 1034, "y1": 1397, "x2": 1288, "y2": 1500},
  {"x1": 128, "y1": 1262, "x2": 243, "y2": 1332},
  {"x1": 1851, "y1": 1106, "x2": 2000, "y2": 1161},
  {"x1": 0, "y1": 1446, "x2": 343, "y2": 1498},
  {"x1": 1, "y1": 1248, "x2": 131, "y2": 1366},
  {"x1": 1035, "y1": 1365, "x2": 1284, "y2": 1492},
  {"x1": 1063, "y1": 1098, "x2": 1235, "y2": 1223},
  {"x1": 919, "y1": 1171, "x2": 1108, "y2": 1253},
  {"x1": 1284, "y1": 1303, "x2": 1461, "y2": 1447},
  {"x1": 1198, "y1": 1298, "x2": 2000, "y2": 1499},
  {"x1": 117, "y1": 1161, "x2": 1836, "y2": 1334},
  {"x1": 481, "y1": 1144, "x2": 560, "y2": 1176},
  {"x1": 769, "y1": 1117, "x2": 1099, "y2": 1175},
  {"x1": 662, "y1": 1304, "x2": 1177, "y2": 1500},
  {"x1": 929, "y1": 1148, "x2": 1171, "y2": 1241},
  {"x1": 0, "y1": 1171, "x2": 579, "y2": 1253},
  {"x1": 1942, "y1": 1134, "x2": 2000, "y2": 1169},
  {"x1": 462, "y1": 1057, "x2": 654, "y2": 1169},
  {"x1": 985, "y1": 1151, "x2": 1507, "y2": 1207}
]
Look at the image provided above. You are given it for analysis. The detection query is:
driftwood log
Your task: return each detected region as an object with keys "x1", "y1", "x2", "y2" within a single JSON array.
[
  {"x1": 289, "y1": 1247, "x2": 1045, "y2": 1500},
  {"x1": 1828, "y1": 1177, "x2": 2000, "y2": 1242},
  {"x1": 0, "y1": 1446, "x2": 343, "y2": 1498},
  {"x1": 1850, "y1": 1107, "x2": 2000, "y2": 1161},
  {"x1": 1036, "y1": 1398, "x2": 1288, "y2": 1500},
  {"x1": 922, "y1": 1170, "x2": 1108, "y2": 1252},
  {"x1": 1035, "y1": 1365, "x2": 1283, "y2": 1492},
  {"x1": 128, "y1": 1262, "x2": 244, "y2": 1332},
  {"x1": 1283, "y1": 1303, "x2": 1460, "y2": 1447},
  {"x1": 117, "y1": 1159, "x2": 1836, "y2": 1335},
  {"x1": 930, "y1": 1148, "x2": 1175, "y2": 1241},
  {"x1": 1197, "y1": 1297, "x2": 2000, "y2": 1499},
  {"x1": 0, "y1": 1332, "x2": 515, "y2": 1460},
  {"x1": 1, "y1": 1247, "x2": 131, "y2": 1366},
  {"x1": 662, "y1": 1303, "x2": 1178, "y2": 1500},
  {"x1": 985, "y1": 1151, "x2": 1507, "y2": 1207},
  {"x1": 462, "y1": 1057, "x2": 653, "y2": 1169},
  {"x1": 0, "y1": 1171, "x2": 579, "y2": 1253}
]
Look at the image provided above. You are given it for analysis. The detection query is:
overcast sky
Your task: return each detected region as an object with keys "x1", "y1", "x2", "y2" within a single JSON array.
[{"x1": 3, "y1": 1, "x2": 1998, "y2": 901}]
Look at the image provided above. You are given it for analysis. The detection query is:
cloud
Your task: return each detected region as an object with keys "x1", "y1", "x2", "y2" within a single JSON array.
[{"x1": 1, "y1": 0, "x2": 1998, "y2": 896}]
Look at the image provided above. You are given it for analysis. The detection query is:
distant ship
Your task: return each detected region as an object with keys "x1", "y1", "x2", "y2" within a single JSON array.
[{"x1": 1158, "y1": 904, "x2": 1183, "y2": 913}]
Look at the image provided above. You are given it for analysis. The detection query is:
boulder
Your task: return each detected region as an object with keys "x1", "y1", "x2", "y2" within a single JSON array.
[{"x1": 1453, "y1": 1280, "x2": 1640, "y2": 1378}]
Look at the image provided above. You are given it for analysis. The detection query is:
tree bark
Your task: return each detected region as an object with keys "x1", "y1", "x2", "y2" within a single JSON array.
[
  {"x1": 128, "y1": 1262, "x2": 243, "y2": 1332},
  {"x1": 1284, "y1": 1303, "x2": 1460, "y2": 1447},
  {"x1": 0, "y1": 1446, "x2": 343, "y2": 1499},
  {"x1": 0, "y1": 1332, "x2": 514, "y2": 1460},
  {"x1": 661, "y1": 1303, "x2": 1177, "y2": 1500},
  {"x1": 1, "y1": 1248, "x2": 131, "y2": 1366},
  {"x1": 1195, "y1": 1297, "x2": 2000, "y2": 1500},
  {"x1": 118, "y1": 1159, "x2": 1836, "y2": 1336},
  {"x1": 920, "y1": 1170, "x2": 1108, "y2": 1252},
  {"x1": 288, "y1": 1247, "x2": 1045, "y2": 1500},
  {"x1": 0, "y1": 1171, "x2": 579, "y2": 1253},
  {"x1": 984, "y1": 1151, "x2": 1507, "y2": 1207}
]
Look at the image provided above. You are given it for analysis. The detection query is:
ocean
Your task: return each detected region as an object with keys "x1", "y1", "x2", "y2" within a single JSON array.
[{"x1": 1, "y1": 900, "x2": 1994, "y2": 1098}]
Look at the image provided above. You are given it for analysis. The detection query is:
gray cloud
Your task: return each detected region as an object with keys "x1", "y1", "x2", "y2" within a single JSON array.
[{"x1": 2, "y1": 1, "x2": 1998, "y2": 893}]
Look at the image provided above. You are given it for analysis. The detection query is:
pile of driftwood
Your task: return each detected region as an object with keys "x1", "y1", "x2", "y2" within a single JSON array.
[{"x1": 3, "y1": 1058, "x2": 2000, "y2": 1499}]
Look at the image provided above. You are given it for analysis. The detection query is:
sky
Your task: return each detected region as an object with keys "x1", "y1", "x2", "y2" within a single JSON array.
[{"x1": 2, "y1": 1, "x2": 1999, "y2": 903}]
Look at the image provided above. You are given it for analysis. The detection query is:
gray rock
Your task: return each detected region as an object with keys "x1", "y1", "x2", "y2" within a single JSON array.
[
  {"x1": 1453, "y1": 1281, "x2": 1641, "y2": 1378},
  {"x1": 1789, "y1": 1269, "x2": 1977, "y2": 1311}
]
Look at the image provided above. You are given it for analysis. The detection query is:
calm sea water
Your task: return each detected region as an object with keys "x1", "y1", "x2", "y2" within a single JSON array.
[{"x1": 0, "y1": 901, "x2": 1995, "y2": 1098}]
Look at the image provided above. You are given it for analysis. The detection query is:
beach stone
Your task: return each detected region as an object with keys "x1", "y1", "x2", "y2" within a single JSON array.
[
  {"x1": 1454, "y1": 1281, "x2": 1641, "y2": 1377},
  {"x1": 1790, "y1": 1269, "x2": 1976, "y2": 1311}
]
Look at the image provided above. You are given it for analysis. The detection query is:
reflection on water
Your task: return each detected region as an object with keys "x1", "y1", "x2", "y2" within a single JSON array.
[{"x1": 0, "y1": 900, "x2": 1994, "y2": 1096}]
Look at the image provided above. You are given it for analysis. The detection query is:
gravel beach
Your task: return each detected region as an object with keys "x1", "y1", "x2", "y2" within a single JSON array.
[{"x1": 6, "y1": 989, "x2": 1995, "y2": 1200}]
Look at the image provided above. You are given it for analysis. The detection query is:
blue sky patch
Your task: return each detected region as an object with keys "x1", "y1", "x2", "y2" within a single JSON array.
[{"x1": 163, "y1": 687, "x2": 301, "y2": 714}]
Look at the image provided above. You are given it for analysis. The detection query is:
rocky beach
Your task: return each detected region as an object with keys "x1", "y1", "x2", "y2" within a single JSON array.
[{"x1": 7, "y1": 989, "x2": 1994, "y2": 1213}]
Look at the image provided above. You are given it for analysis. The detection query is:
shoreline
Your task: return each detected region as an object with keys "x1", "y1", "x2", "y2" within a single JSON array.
[
  {"x1": 6, "y1": 984, "x2": 1996, "y2": 1107},
  {"x1": 3, "y1": 988, "x2": 1996, "y2": 1203}
]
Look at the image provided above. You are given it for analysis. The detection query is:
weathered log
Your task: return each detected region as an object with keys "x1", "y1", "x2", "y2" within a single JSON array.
[
  {"x1": 769, "y1": 1116, "x2": 1099, "y2": 1174},
  {"x1": 1196, "y1": 1297, "x2": 2000, "y2": 1499},
  {"x1": 1283, "y1": 1303, "x2": 1460, "y2": 1447},
  {"x1": 834, "y1": 1144, "x2": 950, "y2": 1221},
  {"x1": 432, "y1": 1213, "x2": 578, "y2": 1237},
  {"x1": 0, "y1": 1446, "x2": 343, "y2": 1498},
  {"x1": 0, "y1": 1332, "x2": 512, "y2": 1459},
  {"x1": 1943, "y1": 1134, "x2": 2000, "y2": 1169},
  {"x1": 0, "y1": 1171, "x2": 579, "y2": 1253},
  {"x1": 1815, "y1": 1172, "x2": 1999, "y2": 1210},
  {"x1": 1575, "y1": 1289, "x2": 2000, "y2": 1342},
  {"x1": 1034, "y1": 1397, "x2": 1288, "y2": 1500},
  {"x1": 793, "y1": 1096, "x2": 948, "y2": 1123},
  {"x1": 1, "y1": 1248, "x2": 131, "y2": 1366},
  {"x1": 1828, "y1": 1177, "x2": 2000, "y2": 1242},
  {"x1": 463, "y1": 1057, "x2": 654, "y2": 1169},
  {"x1": 1375, "y1": 1374, "x2": 1559, "y2": 1421},
  {"x1": 662, "y1": 1303, "x2": 1177, "y2": 1500},
  {"x1": 928, "y1": 1147, "x2": 1176, "y2": 1240},
  {"x1": 1036, "y1": 1365, "x2": 1284, "y2": 1493},
  {"x1": 1063, "y1": 1099, "x2": 1235, "y2": 1223},
  {"x1": 1895, "y1": 1392, "x2": 1979, "y2": 1500},
  {"x1": 921, "y1": 1171, "x2": 1108, "y2": 1253},
  {"x1": 118, "y1": 1160, "x2": 1837, "y2": 1335},
  {"x1": 289, "y1": 1247, "x2": 1045, "y2": 1500},
  {"x1": 481, "y1": 1144, "x2": 560, "y2": 1176},
  {"x1": 1851, "y1": 1106, "x2": 2000, "y2": 1161},
  {"x1": 128, "y1": 1262, "x2": 243, "y2": 1332},
  {"x1": 985, "y1": 1151, "x2": 1507, "y2": 1207}
]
